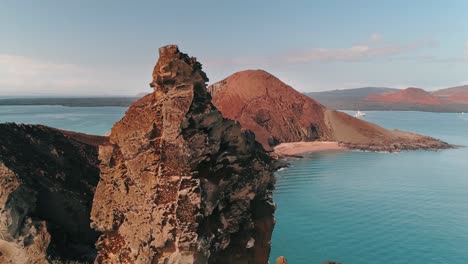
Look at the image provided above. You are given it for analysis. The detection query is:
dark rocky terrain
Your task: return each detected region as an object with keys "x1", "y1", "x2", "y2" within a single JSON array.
[
  {"x1": 0, "y1": 123, "x2": 107, "y2": 263},
  {"x1": 90, "y1": 45, "x2": 275, "y2": 263}
]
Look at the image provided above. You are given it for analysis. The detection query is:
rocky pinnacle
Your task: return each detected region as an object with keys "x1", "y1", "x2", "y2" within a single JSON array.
[{"x1": 90, "y1": 45, "x2": 275, "y2": 263}]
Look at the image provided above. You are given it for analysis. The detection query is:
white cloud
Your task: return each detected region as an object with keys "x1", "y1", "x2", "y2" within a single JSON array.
[
  {"x1": 284, "y1": 38, "x2": 434, "y2": 63},
  {"x1": 0, "y1": 55, "x2": 94, "y2": 91},
  {"x1": 205, "y1": 34, "x2": 435, "y2": 67},
  {"x1": 0, "y1": 54, "x2": 145, "y2": 96}
]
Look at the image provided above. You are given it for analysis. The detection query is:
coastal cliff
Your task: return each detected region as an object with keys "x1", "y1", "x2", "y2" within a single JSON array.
[
  {"x1": 90, "y1": 45, "x2": 275, "y2": 263},
  {"x1": 0, "y1": 124, "x2": 107, "y2": 263},
  {"x1": 208, "y1": 70, "x2": 452, "y2": 153}
]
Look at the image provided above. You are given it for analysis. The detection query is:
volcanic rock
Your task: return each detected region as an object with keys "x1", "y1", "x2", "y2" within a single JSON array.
[
  {"x1": 276, "y1": 256, "x2": 288, "y2": 264},
  {"x1": 208, "y1": 70, "x2": 330, "y2": 151},
  {"x1": 90, "y1": 45, "x2": 275, "y2": 263},
  {"x1": 0, "y1": 123, "x2": 107, "y2": 263},
  {"x1": 209, "y1": 70, "x2": 452, "y2": 152}
]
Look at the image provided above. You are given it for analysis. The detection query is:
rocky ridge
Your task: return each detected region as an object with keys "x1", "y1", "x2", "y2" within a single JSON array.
[
  {"x1": 0, "y1": 123, "x2": 107, "y2": 263},
  {"x1": 90, "y1": 45, "x2": 275, "y2": 263}
]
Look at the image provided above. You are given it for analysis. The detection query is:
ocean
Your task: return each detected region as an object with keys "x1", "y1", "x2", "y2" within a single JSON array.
[
  {"x1": 1, "y1": 106, "x2": 467, "y2": 264},
  {"x1": 270, "y1": 111, "x2": 468, "y2": 264},
  {"x1": 0, "y1": 105, "x2": 126, "y2": 135}
]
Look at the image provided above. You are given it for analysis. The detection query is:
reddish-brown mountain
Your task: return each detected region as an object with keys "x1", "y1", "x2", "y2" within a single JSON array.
[
  {"x1": 367, "y1": 87, "x2": 442, "y2": 105},
  {"x1": 433, "y1": 85, "x2": 468, "y2": 104},
  {"x1": 208, "y1": 70, "x2": 331, "y2": 150},
  {"x1": 209, "y1": 70, "x2": 451, "y2": 152}
]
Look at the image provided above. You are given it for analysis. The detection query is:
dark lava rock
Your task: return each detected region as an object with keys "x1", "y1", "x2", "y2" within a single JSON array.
[{"x1": 0, "y1": 123, "x2": 107, "y2": 263}]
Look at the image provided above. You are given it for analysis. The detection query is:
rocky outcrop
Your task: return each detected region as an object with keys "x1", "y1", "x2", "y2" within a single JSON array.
[
  {"x1": 208, "y1": 70, "x2": 452, "y2": 152},
  {"x1": 0, "y1": 123, "x2": 107, "y2": 263},
  {"x1": 90, "y1": 45, "x2": 275, "y2": 263}
]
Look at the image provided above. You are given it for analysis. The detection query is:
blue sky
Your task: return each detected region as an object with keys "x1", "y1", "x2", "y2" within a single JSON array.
[{"x1": 1, "y1": 0, "x2": 467, "y2": 96}]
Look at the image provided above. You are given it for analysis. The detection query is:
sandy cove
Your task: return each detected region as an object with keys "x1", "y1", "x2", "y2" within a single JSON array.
[{"x1": 273, "y1": 141, "x2": 347, "y2": 157}]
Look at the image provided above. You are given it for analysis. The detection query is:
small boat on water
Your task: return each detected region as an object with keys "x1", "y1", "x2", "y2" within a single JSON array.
[{"x1": 354, "y1": 110, "x2": 366, "y2": 118}]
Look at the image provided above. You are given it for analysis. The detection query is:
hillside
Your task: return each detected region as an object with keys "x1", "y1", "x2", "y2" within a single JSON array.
[
  {"x1": 209, "y1": 70, "x2": 451, "y2": 152},
  {"x1": 367, "y1": 87, "x2": 442, "y2": 105},
  {"x1": 306, "y1": 86, "x2": 468, "y2": 112},
  {"x1": 433, "y1": 85, "x2": 468, "y2": 104}
]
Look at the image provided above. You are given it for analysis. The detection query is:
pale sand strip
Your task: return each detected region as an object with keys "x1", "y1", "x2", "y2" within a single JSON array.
[{"x1": 274, "y1": 141, "x2": 347, "y2": 156}]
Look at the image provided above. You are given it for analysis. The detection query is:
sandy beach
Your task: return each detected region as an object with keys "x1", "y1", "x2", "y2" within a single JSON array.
[{"x1": 274, "y1": 141, "x2": 347, "y2": 157}]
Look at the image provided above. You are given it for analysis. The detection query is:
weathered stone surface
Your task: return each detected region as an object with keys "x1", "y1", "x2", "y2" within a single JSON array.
[
  {"x1": 0, "y1": 123, "x2": 107, "y2": 263},
  {"x1": 90, "y1": 45, "x2": 275, "y2": 263},
  {"x1": 276, "y1": 256, "x2": 288, "y2": 264}
]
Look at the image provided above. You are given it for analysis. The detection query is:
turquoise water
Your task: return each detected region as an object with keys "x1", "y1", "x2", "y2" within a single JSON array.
[
  {"x1": 270, "y1": 111, "x2": 468, "y2": 264},
  {"x1": 0, "y1": 105, "x2": 127, "y2": 135},
  {"x1": 1, "y1": 106, "x2": 467, "y2": 263}
]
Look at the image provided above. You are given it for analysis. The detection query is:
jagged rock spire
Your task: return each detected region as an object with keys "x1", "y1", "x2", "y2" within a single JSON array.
[
  {"x1": 91, "y1": 46, "x2": 275, "y2": 264},
  {"x1": 150, "y1": 45, "x2": 208, "y2": 93}
]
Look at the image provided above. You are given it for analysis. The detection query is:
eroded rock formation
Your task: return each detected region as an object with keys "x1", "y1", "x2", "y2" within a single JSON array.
[
  {"x1": 0, "y1": 124, "x2": 107, "y2": 263},
  {"x1": 90, "y1": 45, "x2": 275, "y2": 263}
]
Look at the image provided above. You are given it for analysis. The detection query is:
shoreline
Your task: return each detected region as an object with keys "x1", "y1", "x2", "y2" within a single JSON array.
[
  {"x1": 273, "y1": 141, "x2": 347, "y2": 157},
  {"x1": 273, "y1": 139, "x2": 456, "y2": 159}
]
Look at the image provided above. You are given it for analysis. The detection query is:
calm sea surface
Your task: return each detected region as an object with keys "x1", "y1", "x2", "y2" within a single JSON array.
[
  {"x1": 271, "y1": 111, "x2": 468, "y2": 264},
  {"x1": 1, "y1": 106, "x2": 467, "y2": 264},
  {"x1": 0, "y1": 105, "x2": 126, "y2": 135}
]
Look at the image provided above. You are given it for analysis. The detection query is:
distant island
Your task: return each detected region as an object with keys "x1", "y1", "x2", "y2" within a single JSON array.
[
  {"x1": 306, "y1": 86, "x2": 468, "y2": 113},
  {"x1": 3, "y1": 86, "x2": 468, "y2": 113},
  {"x1": 0, "y1": 97, "x2": 139, "y2": 107}
]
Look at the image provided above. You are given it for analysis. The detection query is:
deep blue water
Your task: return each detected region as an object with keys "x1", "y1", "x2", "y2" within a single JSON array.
[
  {"x1": 1, "y1": 106, "x2": 467, "y2": 264},
  {"x1": 0, "y1": 105, "x2": 126, "y2": 135},
  {"x1": 270, "y1": 111, "x2": 468, "y2": 264}
]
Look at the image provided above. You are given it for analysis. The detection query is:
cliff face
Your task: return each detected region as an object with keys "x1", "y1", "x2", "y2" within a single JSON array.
[
  {"x1": 0, "y1": 124, "x2": 107, "y2": 263},
  {"x1": 90, "y1": 45, "x2": 275, "y2": 263},
  {"x1": 209, "y1": 70, "x2": 452, "y2": 152}
]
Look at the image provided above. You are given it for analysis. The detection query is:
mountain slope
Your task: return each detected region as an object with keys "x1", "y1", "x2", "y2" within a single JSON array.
[
  {"x1": 305, "y1": 86, "x2": 468, "y2": 112},
  {"x1": 209, "y1": 70, "x2": 451, "y2": 152},
  {"x1": 209, "y1": 70, "x2": 331, "y2": 150},
  {"x1": 306, "y1": 87, "x2": 399, "y2": 101},
  {"x1": 433, "y1": 85, "x2": 468, "y2": 104},
  {"x1": 367, "y1": 87, "x2": 442, "y2": 105}
]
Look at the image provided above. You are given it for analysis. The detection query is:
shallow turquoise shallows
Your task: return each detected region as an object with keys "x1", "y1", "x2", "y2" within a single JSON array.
[
  {"x1": 1, "y1": 106, "x2": 468, "y2": 264},
  {"x1": 270, "y1": 111, "x2": 468, "y2": 264}
]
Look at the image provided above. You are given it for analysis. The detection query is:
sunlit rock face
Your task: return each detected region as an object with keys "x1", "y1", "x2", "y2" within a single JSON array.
[
  {"x1": 90, "y1": 45, "x2": 275, "y2": 264},
  {"x1": 0, "y1": 124, "x2": 106, "y2": 263}
]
